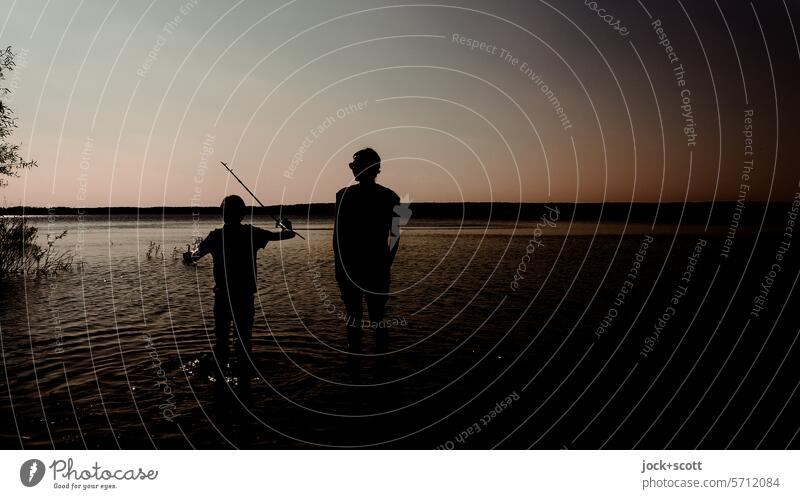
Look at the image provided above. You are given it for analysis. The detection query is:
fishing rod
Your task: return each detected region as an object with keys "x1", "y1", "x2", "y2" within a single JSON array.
[{"x1": 220, "y1": 161, "x2": 306, "y2": 240}]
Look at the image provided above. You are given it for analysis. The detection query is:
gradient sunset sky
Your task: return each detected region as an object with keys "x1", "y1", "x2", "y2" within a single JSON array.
[{"x1": 1, "y1": 0, "x2": 798, "y2": 206}]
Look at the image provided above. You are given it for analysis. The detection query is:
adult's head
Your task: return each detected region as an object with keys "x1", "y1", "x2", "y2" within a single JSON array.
[
  {"x1": 221, "y1": 194, "x2": 247, "y2": 225},
  {"x1": 349, "y1": 147, "x2": 381, "y2": 182}
]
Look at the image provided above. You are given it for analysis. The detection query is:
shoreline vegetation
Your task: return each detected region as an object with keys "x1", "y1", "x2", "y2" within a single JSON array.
[
  {"x1": 0, "y1": 215, "x2": 183, "y2": 279},
  {"x1": 0, "y1": 217, "x2": 78, "y2": 277},
  {"x1": 0, "y1": 202, "x2": 792, "y2": 224}
]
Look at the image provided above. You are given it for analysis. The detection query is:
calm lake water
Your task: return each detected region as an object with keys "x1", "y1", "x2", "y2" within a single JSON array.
[{"x1": 1, "y1": 214, "x2": 797, "y2": 448}]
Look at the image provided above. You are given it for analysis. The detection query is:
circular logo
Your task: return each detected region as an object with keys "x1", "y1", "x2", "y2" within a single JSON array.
[{"x1": 20, "y1": 459, "x2": 45, "y2": 487}]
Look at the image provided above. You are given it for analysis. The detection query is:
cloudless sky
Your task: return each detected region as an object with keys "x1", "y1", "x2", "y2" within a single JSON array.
[{"x1": 0, "y1": 0, "x2": 798, "y2": 207}]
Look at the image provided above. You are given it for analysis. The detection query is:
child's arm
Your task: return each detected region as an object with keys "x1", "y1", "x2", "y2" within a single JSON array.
[
  {"x1": 267, "y1": 218, "x2": 296, "y2": 241},
  {"x1": 183, "y1": 231, "x2": 215, "y2": 264}
]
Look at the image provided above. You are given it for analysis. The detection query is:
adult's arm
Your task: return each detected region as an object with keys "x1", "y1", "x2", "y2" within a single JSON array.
[
  {"x1": 333, "y1": 189, "x2": 344, "y2": 280},
  {"x1": 388, "y1": 193, "x2": 402, "y2": 266}
]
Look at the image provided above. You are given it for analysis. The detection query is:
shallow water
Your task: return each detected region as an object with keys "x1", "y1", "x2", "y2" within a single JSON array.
[{"x1": 1, "y1": 214, "x2": 798, "y2": 448}]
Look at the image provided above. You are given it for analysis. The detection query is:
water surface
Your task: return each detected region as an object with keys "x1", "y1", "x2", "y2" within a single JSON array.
[{"x1": 0, "y1": 214, "x2": 795, "y2": 448}]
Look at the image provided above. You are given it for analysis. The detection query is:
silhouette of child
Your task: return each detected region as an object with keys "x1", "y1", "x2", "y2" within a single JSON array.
[{"x1": 184, "y1": 195, "x2": 295, "y2": 382}]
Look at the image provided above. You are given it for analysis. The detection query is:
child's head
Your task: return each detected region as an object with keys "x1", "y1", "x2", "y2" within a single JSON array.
[
  {"x1": 349, "y1": 147, "x2": 381, "y2": 182},
  {"x1": 221, "y1": 195, "x2": 246, "y2": 225}
]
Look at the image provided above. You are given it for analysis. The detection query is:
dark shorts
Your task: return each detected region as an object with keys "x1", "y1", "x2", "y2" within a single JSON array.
[{"x1": 336, "y1": 267, "x2": 391, "y2": 328}]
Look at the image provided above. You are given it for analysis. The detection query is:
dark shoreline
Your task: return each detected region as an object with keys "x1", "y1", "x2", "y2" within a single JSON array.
[{"x1": 1, "y1": 202, "x2": 794, "y2": 225}]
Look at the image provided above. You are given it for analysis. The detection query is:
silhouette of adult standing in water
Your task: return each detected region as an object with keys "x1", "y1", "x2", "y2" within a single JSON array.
[
  {"x1": 184, "y1": 194, "x2": 295, "y2": 384},
  {"x1": 334, "y1": 148, "x2": 401, "y2": 354}
]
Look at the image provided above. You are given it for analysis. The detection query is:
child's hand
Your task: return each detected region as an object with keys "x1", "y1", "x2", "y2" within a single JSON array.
[{"x1": 277, "y1": 217, "x2": 293, "y2": 231}]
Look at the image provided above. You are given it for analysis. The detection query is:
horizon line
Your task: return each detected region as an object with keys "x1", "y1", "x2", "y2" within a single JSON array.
[{"x1": 0, "y1": 200, "x2": 791, "y2": 210}]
